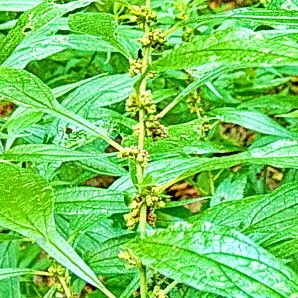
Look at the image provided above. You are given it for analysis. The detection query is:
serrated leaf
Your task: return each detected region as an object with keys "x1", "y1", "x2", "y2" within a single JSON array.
[
  {"x1": 211, "y1": 175, "x2": 247, "y2": 206},
  {"x1": 238, "y1": 95, "x2": 298, "y2": 115},
  {"x1": 212, "y1": 108, "x2": 295, "y2": 137},
  {"x1": 126, "y1": 120, "x2": 239, "y2": 158},
  {"x1": 127, "y1": 221, "x2": 298, "y2": 297},
  {"x1": 5, "y1": 34, "x2": 122, "y2": 69},
  {"x1": 54, "y1": 187, "x2": 128, "y2": 215},
  {"x1": 268, "y1": 0, "x2": 298, "y2": 10},
  {"x1": 145, "y1": 139, "x2": 298, "y2": 188},
  {"x1": 87, "y1": 235, "x2": 136, "y2": 275},
  {"x1": 1, "y1": 144, "x2": 126, "y2": 176},
  {"x1": 187, "y1": 8, "x2": 298, "y2": 28},
  {"x1": 0, "y1": 163, "x2": 115, "y2": 297},
  {"x1": 0, "y1": 0, "x2": 95, "y2": 64},
  {"x1": 0, "y1": 242, "x2": 21, "y2": 298},
  {"x1": 0, "y1": 67, "x2": 121, "y2": 149},
  {"x1": 69, "y1": 12, "x2": 116, "y2": 39},
  {"x1": 150, "y1": 29, "x2": 298, "y2": 72},
  {"x1": 191, "y1": 182, "x2": 298, "y2": 249},
  {"x1": 69, "y1": 12, "x2": 130, "y2": 58},
  {"x1": 62, "y1": 73, "x2": 135, "y2": 115}
]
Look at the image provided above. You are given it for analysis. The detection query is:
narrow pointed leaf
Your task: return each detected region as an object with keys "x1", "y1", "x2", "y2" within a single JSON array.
[{"x1": 212, "y1": 108, "x2": 296, "y2": 137}]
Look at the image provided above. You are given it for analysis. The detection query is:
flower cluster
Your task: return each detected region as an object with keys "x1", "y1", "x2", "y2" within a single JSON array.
[
  {"x1": 182, "y1": 26, "x2": 194, "y2": 42},
  {"x1": 144, "y1": 114, "x2": 168, "y2": 140},
  {"x1": 126, "y1": 90, "x2": 156, "y2": 116},
  {"x1": 118, "y1": 146, "x2": 149, "y2": 168},
  {"x1": 129, "y1": 58, "x2": 145, "y2": 77},
  {"x1": 140, "y1": 29, "x2": 166, "y2": 49},
  {"x1": 130, "y1": 5, "x2": 157, "y2": 28},
  {"x1": 126, "y1": 90, "x2": 167, "y2": 140},
  {"x1": 187, "y1": 91, "x2": 203, "y2": 115},
  {"x1": 48, "y1": 264, "x2": 71, "y2": 293},
  {"x1": 118, "y1": 250, "x2": 139, "y2": 269},
  {"x1": 124, "y1": 188, "x2": 166, "y2": 229},
  {"x1": 148, "y1": 285, "x2": 168, "y2": 298}
]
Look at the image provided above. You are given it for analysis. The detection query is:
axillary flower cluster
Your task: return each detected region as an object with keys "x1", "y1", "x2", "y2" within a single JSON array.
[
  {"x1": 126, "y1": 5, "x2": 168, "y2": 141},
  {"x1": 126, "y1": 90, "x2": 167, "y2": 140},
  {"x1": 124, "y1": 186, "x2": 166, "y2": 230}
]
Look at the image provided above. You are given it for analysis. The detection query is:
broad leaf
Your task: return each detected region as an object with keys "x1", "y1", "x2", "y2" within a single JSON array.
[
  {"x1": 150, "y1": 29, "x2": 298, "y2": 72},
  {"x1": 238, "y1": 95, "x2": 298, "y2": 115},
  {"x1": 87, "y1": 235, "x2": 136, "y2": 275},
  {"x1": 54, "y1": 187, "x2": 128, "y2": 215},
  {"x1": 62, "y1": 73, "x2": 135, "y2": 114},
  {"x1": 0, "y1": 0, "x2": 94, "y2": 64},
  {"x1": 145, "y1": 139, "x2": 298, "y2": 188},
  {"x1": 0, "y1": 163, "x2": 115, "y2": 297},
  {"x1": 127, "y1": 221, "x2": 298, "y2": 297},
  {"x1": 191, "y1": 182, "x2": 298, "y2": 249},
  {"x1": 212, "y1": 108, "x2": 296, "y2": 137},
  {"x1": 0, "y1": 67, "x2": 121, "y2": 149},
  {"x1": 0, "y1": 242, "x2": 21, "y2": 298},
  {"x1": 5, "y1": 34, "x2": 121, "y2": 69},
  {"x1": 187, "y1": 8, "x2": 298, "y2": 28},
  {"x1": 2, "y1": 144, "x2": 126, "y2": 176},
  {"x1": 69, "y1": 12, "x2": 130, "y2": 58}
]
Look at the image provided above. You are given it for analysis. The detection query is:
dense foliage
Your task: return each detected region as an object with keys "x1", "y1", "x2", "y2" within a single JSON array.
[{"x1": 0, "y1": 0, "x2": 298, "y2": 297}]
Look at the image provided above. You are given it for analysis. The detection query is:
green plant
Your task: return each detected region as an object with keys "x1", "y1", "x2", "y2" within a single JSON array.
[{"x1": 0, "y1": 0, "x2": 298, "y2": 297}]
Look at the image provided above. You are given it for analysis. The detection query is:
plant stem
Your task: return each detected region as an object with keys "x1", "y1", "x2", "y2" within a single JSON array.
[
  {"x1": 57, "y1": 276, "x2": 72, "y2": 298},
  {"x1": 138, "y1": 203, "x2": 148, "y2": 298},
  {"x1": 163, "y1": 281, "x2": 179, "y2": 295},
  {"x1": 134, "y1": 1, "x2": 154, "y2": 297},
  {"x1": 139, "y1": 264, "x2": 147, "y2": 298}
]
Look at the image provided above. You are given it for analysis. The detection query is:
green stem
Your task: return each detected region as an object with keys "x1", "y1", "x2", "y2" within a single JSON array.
[
  {"x1": 163, "y1": 281, "x2": 179, "y2": 295},
  {"x1": 57, "y1": 276, "x2": 72, "y2": 298},
  {"x1": 139, "y1": 264, "x2": 147, "y2": 298}
]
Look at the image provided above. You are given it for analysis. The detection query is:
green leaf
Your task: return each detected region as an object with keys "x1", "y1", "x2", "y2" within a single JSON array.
[
  {"x1": 54, "y1": 187, "x2": 128, "y2": 216},
  {"x1": 0, "y1": 0, "x2": 95, "y2": 64},
  {"x1": 5, "y1": 34, "x2": 122, "y2": 69},
  {"x1": 238, "y1": 95, "x2": 298, "y2": 115},
  {"x1": 268, "y1": 0, "x2": 298, "y2": 10},
  {"x1": 62, "y1": 73, "x2": 135, "y2": 114},
  {"x1": 187, "y1": 8, "x2": 298, "y2": 28},
  {"x1": 145, "y1": 139, "x2": 298, "y2": 188},
  {"x1": 0, "y1": 163, "x2": 115, "y2": 297},
  {"x1": 150, "y1": 29, "x2": 298, "y2": 72},
  {"x1": 0, "y1": 268, "x2": 36, "y2": 281},
  {"x1": 69, "y1": 12, "x2": 116, "y2": 39},
  {"x1": 212, "y1": 108, "x2": 296, "y2": 137},
  {"x1": 211, "y1": 174, "x2": 247, "y2": 206},
  {"x1": 130, "y1": 120, "x2": 239, "y2": 158},
  {"x1": 0, "y1": 67, "x2": 121, "y2": 149},
  {"x1": 0, "y1": 242, "x2": 21, "y2": 298},
  {"x1": 1, "y1": 144, "x2": 126, "y2": 176},
  {"x1": 0, "y1": 234, "x2": 23, "y2": 243},
  {"x1": 191, "y1": 182, "x2": 298, "y2": 250},
  {"x1": 69, "y1": 12, "x2": 131, "y2": 58},
  {"x1": 87, "y1": 235, "x2": 136, "y2": 275},
  {"x1": 127, "y1": 221, "x2": 298, "y2": 297},
  {"x1": 0, "y1": 0, "x2": 41, "y2": 11}
]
